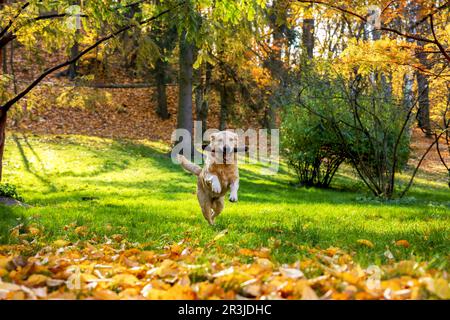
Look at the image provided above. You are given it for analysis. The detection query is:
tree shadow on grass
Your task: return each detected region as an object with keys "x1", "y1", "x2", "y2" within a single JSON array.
[
  {"x1": 11, "y1": 135, "x2": 450, "y2": 210},
  {"x1": 0, "y1": 205, "x2": 20, "y2": 244},
  {"x1": 239, "y1": 163, "x2": 450, "y2": 206},
  {"x1": 12, "y1": 134, "x2": 58, "y2": 192}
]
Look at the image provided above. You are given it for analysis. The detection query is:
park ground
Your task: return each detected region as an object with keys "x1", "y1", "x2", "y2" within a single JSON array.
[
  {"x1": 1, "y1": 133, "x2": 448, "y2": 266},
  {"x1": 0, "y1": 133, "x2": 449, "y2": 299}
]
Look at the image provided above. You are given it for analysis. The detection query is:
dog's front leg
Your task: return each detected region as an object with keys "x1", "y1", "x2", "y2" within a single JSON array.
[
  {"x1": 229, "y1": 179, "x2": 239, "y2": 202},
  {"x1": 206, "y1": 174, "x2": 221, "y2": 194}
]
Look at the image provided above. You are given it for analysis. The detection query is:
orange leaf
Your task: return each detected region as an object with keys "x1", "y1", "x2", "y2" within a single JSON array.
[{"x1": 395, "y1": 240, "x2": 410, "y2": 248}]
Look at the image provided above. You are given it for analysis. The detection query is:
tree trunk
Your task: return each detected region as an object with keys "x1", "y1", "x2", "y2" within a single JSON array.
[
  {"x1": 403, "y1": 73, "x2": 414, "y2": 110},
  {"x1": 264, "y1": 0, "x2": 288, "y2": 130},
  {"x1": 414, "y1": 3, "x2": 432, "y2": 137},
  {"x1": 0, "y1": 111, "x2": 7, "y2": 182},
  {"x1": 263, "y1": 102, "x2": 276, "y2": 130},
  {"x1": 219, "y1": 84, "x2": 229, "y2": 131},
  {"x1": 155, "y1": 58, "x2": 169, "y2": 119},
  {"x1": 68, "y1": 40, "x2": 79, "y2": 79},
  {"x1": 1, "y1": 46, "x2": 7, "y2": 74},
  {"x1": 416, "y1": 70, "x2": 432, "y2": 136},
  {"x1": 416, "y1": 71, "x2": 432, "y2": 136},
  {"x1": 195, "y1": 62, "x2": 212, "y2": 135},
  {"x1": 10, "y1": 39, "x2": 17, "y2": 93},
  {"x1": 302, "y1": 6, "x2": 314, "y2": 60},
  {"x1": 176, "y1": 31, "x2": 194, "y2": 154},
  {"x1": 68, "y1": 0, "x2": 80, "y2": 79},
  {"x1": 0, "y1": 0, "x2": 7, "y2": 74}
]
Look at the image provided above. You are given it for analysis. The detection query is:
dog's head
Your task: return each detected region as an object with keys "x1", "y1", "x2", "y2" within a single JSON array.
[{"x1": 209, "y1": 130, "x2": 238, "y2": 164}]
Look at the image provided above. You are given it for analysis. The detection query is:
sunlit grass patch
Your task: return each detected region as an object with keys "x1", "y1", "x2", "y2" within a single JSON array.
[{"x1": 1, "y1": 133, "x2": 449, "y2": 268}]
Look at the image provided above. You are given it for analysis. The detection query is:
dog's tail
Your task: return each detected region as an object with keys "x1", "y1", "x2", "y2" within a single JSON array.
[{"x1": 177, "y1": 154, "x2": 202, "y2": 176}]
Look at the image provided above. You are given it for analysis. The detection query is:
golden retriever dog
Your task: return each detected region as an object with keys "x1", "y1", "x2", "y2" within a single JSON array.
[{"x1": 177, "y1": 130, "x2": 240, "y2": 225}]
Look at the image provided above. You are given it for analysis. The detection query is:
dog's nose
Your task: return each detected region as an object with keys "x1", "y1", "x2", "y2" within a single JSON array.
[{"x1": 224, "y1": 145, "x2": 232, "y2": 154}]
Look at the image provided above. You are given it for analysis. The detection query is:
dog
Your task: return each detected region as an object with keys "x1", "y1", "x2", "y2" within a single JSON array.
[{"x1": 177, "y1": 130, "x2": 240, "y2": 225}]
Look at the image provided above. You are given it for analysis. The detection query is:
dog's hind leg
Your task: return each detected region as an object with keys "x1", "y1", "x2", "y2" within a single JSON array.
[
  {"x1": 198, "y1": 190, "x2": 214, "y2": 225},
  {"x1": 211, "y1": 196, "x2": 225, "y2": 222},
  {"x1": 201, "y1": 201, "x2": 214, "y2": 225}
]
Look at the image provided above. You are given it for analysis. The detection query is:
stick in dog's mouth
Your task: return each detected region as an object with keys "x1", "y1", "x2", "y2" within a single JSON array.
[
  {"x1": 202, "y1": 145, "x2": 249, "y2": 153},
  {"x1": 200, "y1": 145, "x2": 249, "y2": 163}
]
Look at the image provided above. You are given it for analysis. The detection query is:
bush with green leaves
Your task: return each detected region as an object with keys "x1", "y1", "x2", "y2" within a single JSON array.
[
  {"x1": 0, "y1": 183, "x2": 24, "y2": 202},
  {"x1": 281, "y1": 106, "x2": 345, "y2": 188},
  {"x1": 295, "y1": 69, "x2": 412, "y2": 199}
]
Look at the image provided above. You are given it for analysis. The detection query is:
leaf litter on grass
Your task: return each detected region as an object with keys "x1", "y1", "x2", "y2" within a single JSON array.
[{"x1": 0, "y1": 233, "x2": 449, "y2": 300}]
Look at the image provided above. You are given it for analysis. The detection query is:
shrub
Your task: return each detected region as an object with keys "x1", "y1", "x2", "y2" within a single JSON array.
[
  {"x1": 281, "y1": 106, "x2": 345, "y2": 188},
  {"x1": 0, "y1": 183, "x2": 24, "y2": 202},
  {"x1": 296, "y1": 70, "x2": 411, "y2": 198}
]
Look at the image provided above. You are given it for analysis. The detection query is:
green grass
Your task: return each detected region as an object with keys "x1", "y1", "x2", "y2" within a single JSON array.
[{"x1": 1, "y1": 133, "x2": 449, "y2": 267}]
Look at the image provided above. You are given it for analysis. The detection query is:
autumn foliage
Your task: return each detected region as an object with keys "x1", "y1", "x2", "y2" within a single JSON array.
[{"x1": 1, "y1": 232, "x2": 449, "y2": 300}]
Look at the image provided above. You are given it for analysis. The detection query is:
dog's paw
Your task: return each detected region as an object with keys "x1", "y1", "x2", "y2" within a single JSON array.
[
  {"x1": 229, "y1": 194, "x2": 238, "y2": 202},
  {"x1": 211, "y1": 180, "x2": 222, "y2": 194}
]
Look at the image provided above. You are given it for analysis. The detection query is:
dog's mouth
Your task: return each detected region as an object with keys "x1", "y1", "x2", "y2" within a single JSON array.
[
  {"x1": 211, "y1": 148, "x2": 234, "y2": 164},
  {"x1": 208, "y1": 145, "x2": 249, "y2": 164},
  {"x1": 223, "y1": 153, "x2": 229, "y2": 164}
]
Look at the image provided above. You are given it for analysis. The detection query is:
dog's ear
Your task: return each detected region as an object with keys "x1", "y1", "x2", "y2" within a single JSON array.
[{"x1": 209, "y1": 132, "x2": 218, "y2": 142}]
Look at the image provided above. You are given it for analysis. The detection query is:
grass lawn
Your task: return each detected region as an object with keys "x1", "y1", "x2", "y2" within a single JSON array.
[{"x1": 1, "y1": 133, "x2": 449, "y2": 268}]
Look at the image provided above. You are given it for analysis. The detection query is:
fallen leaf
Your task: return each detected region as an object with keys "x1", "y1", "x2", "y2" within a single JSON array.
[
  {"x1": 213, "y1": 229, "x2": 228, "y2": 241},
  {"x1": 111, "y1": 274, "x2": 139, "y2": 287},
  {"x1": 431, "y1": 279, "x2": 450, "y2": 299},
  {"x1": 213, "y1": 267, "x2": 234, "y2": 278},
  {"x1": 280, "y1": 267, "x2": 304, "y2": 279},
  {"x1": 25, "y1": 274, "x2": 49, "y2": 287},
  {"x1": 357, "y1": 239, "x2": 374, "y2": 248},
  {"x1": 301, "y1": 285, "x2": 319, "y2": 300},
  {"x1": 27, "y1": 227, "x2": 41, "y2": 236},
  {"x1": 395, "y1": 240, "x2": 410, "y2": 248},
  {"x1": 74, "y1": 226, "x2": 88, "y2": 236},
  {"x1": 53, "y1": 239, "x2": 70, "y2": 248},
  {"x1": 93, "y1": 289, "x2": 119, "y2": 300}
]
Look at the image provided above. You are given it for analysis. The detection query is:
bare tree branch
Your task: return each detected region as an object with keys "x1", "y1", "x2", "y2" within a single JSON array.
[
  {"x1": 0, "y1": 2, "x2": 30, "y2": 39},
  {"x1": 0, "y1": 2, "x2": 185, "y2": 113},
  {"x1": 296, "y1": 0, "x2": 450, "y2": 62},
  {"x1": 400, "y1": 129, "x2": 448, "y2": 197},
  {"x1": 430, "y1": 14, "x2": 450, "y2": 63}
]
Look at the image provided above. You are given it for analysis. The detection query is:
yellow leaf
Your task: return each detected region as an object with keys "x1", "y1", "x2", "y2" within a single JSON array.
[
  {"x1": 74, "y1": 226, "x2": 88, "y2": 236},
  {"x1": 81, "y1": 273, "x2": 99, "y2": 283},
  {"x1": 431, "y1": 279, "x2": 450, "y2": 299},
  {"x1": 93, "y1": 289, "x2": 119, "y2": 300},
  {"x1": 25, "y1": 274, "x2": 49, "y2": 287},
  {"x1": 53, "y1": 239, "x2": 70, "y2": 248},
  {"x1": 111, "y1": 234, "x2": 123, "y2": 242},
  {"x1": 0, "y1": 268, "x2": 8, "y2": 277},
  {"x1": 357, "y1": 239, "x2": 374, "y2": 248},
  {"x1": 213, "y1": 229, "x2": 228, "y2": 241},
  {"x1": 111, "y1": 274, "x2": 139, "y2": 287},
  {"x1": 0, "y1": 256, "x2": 11, "y2": 269}
]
